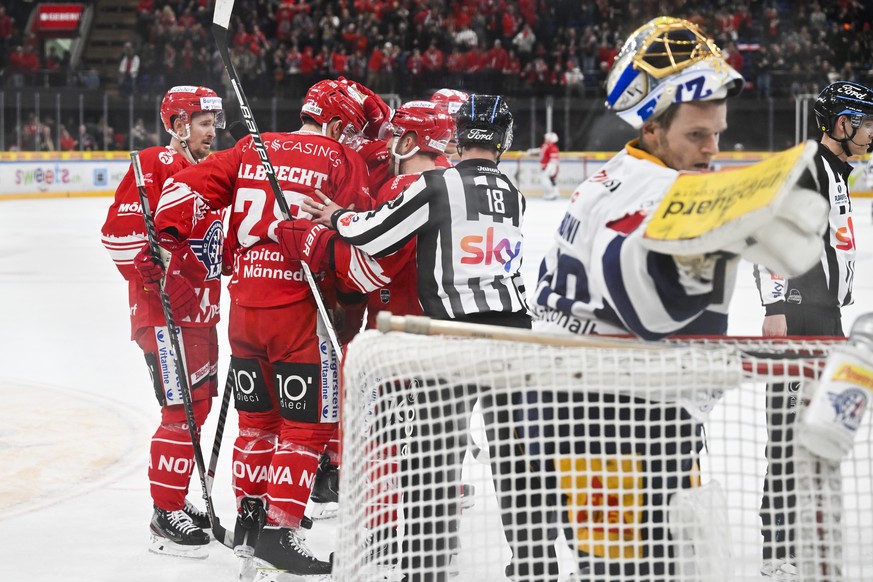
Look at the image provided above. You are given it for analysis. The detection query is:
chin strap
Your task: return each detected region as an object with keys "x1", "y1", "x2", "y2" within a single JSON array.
[
  {"x1": 170, "y1": 124, "x2": 202, "y2": 164},
  {"x1": 391, "y1": 136, "x2": 419, "y2": 176},
  {"x1": 832, "y1": 117, "x2": 867, "y2": 158}
]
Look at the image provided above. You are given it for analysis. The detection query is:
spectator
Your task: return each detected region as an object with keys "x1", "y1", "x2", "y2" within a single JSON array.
[
  {"x1": 8, "y1": 45, "x2": 27, "y2": 87},
  {"x1": 0, "y1": 5, "x2": 14, "y2": 69},
  {"x1": 119, "y1": 42, "x2": 140, "y2": 97},
  {"x1": 43, "y1": 46, "x2": 62, "y2": 86},
  {"x1": 59, "y1": 124, "x2": 77, "y2": 151},
  {"x1": 512, "y1": 23, "x2": 536, "y2": 63},
  {"x1": 422, "y1": 39, "x2": 444, "y2": 88},
  {"x1": 564, "y1": 63, "x2": 585, "y2": 97}
]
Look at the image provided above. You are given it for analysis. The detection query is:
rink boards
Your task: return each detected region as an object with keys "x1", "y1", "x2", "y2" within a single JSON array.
[{"x1": 1, "y1": 150, "x2": 871, "y2": 199}]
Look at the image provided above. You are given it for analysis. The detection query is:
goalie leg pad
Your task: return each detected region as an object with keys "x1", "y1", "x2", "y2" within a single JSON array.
[{"x1": 668, "y1": 481, "x2": 733, "y2": 582}]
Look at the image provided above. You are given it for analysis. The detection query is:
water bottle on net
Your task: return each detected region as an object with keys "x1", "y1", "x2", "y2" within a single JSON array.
[{"x1": 797, "y1": 313, "x2": 873, "y2": 460}]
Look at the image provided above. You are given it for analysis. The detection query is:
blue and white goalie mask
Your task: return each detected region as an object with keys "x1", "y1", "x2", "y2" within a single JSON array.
[{"x1": 605, "y1": 17, "x2": 744, "y2": 129}]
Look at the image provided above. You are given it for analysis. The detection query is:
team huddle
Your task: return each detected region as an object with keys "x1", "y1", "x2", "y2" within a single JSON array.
[{"x1": 100, "y1": 14, "x2": 871, "y2": 582}]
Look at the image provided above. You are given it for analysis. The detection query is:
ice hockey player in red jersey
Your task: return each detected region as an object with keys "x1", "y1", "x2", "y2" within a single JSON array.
[
  {"x1": 281, "y1": 98, "x2": 458, "y2": 578},
  {"x1": 100, "y1": 85, "x2": 226, "y2": 559},
  {"x1": 430, "y1": 87, "x2": 469, "y2": 164},
  {"x1": 152, "y1": 79, "x2": 370, "y2": 579},
  {"x1": 281, "y1": 99, "x2": 454, "y2": 330},
  {"x1": 537, "y1": 131, "x2": 560, "y2": 200}
]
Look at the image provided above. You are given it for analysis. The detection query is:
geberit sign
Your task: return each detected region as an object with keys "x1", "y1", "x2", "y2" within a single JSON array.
[{"x1": 35, "y1": 4, "x2": 84, "y2": 34}]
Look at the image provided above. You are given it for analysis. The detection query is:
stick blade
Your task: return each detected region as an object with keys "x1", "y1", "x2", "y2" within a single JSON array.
[{"x1": 212, "y1": 0, "x2": 234, "y2": 30}]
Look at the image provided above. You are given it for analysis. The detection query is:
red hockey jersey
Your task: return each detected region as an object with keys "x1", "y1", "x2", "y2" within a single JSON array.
[
  {"x1": 153, "y1": 131, "x2": 371, "y2": 308},
  {"x1": 101, "y1": 145, "x2": 225, "y2": 338},
  {"x1": 333, "y1": 172, "x2": 423, "y2": 328}
]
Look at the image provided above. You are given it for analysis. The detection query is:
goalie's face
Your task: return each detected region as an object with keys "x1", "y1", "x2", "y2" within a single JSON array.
[{"x1": 643, "y1": 100, "x2": 727, "y2": 172}]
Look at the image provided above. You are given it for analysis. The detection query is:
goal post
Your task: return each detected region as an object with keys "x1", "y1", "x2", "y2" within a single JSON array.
[{"x1": 335, "y1": 317, "x2": 872, "y2": 581}]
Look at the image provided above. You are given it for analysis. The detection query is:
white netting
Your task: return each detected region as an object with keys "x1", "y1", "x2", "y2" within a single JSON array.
[{"x1": 335, "y1": 328, "x2": 872, "y2": 582}]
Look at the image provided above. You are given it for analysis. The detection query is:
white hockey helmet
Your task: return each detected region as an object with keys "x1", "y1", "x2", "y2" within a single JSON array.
[
  {"x1": 544, "y1": 131, "x2": 558, "y2": 144},
  {"x1": 605, "y1": 17, "x2": 743, "y2": 129}
]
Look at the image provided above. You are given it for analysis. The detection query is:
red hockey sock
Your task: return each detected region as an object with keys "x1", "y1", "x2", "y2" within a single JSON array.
[
  {"x1": 265, "y1": 440, "x2": 321, "y2": 527},
  {"x1": 148, "y1": 423, "x2": 196, "y2": 511},
  {"x1": 231, "y1": 428, "x2": 277, "y2": 504}
]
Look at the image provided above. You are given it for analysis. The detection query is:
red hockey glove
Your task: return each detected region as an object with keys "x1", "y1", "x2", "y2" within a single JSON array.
[
  {"x1": 134, "y1": 245, "x2": 163, "y2": 285},
  {"x1": 162, "y1": 268, "x2": 198, "y2": 320},
  {"x1": 277, "y1": 218, "x2": 336, "y2": 272},
  {"x1": 134, "y1": 235, "x2": 198, "y2": 320},
  {"x1": 339, "y1": 77, "x2": 391, "y2": 140}
]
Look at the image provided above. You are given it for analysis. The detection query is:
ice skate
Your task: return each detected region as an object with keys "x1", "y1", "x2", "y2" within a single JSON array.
[
  {"x1": 183, "y1": 498, "x2": 212, "y2": 530},
  {"x1": 761, "y1": 557, "x2": 798, "y2": 581},
  {"x1": 235, "y1": 496, "x2": 267, "y2": 582},
  {"x1": 149, "y1": 505, "x2": 210, "y2": 559},
  {"x1": 252, "y1": 525, "x2": 332, "y2": 581},
  {"x1": 362, "y1": 527, "x2": 403, "y2": 581},
  {"x1": 309, "y1": 455, "x2": 339, "y2": 520}
]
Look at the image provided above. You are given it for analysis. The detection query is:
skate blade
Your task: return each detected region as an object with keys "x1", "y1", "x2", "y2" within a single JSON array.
[
  {"x1": 361, "y1": 564, "x2": 403, "y2": 581},
  {"x1": 238, "y1": 554, "x2": 256, "y2": 582},
  {"x1": 251, "y1": 559, "x2": 331, "y2": 582},
  {"x1": 308, "y1": 501, "x2": 338, "y2": 521},
  {"x1": 148, "y1": 533, "x2": 209, "y2": 559}
]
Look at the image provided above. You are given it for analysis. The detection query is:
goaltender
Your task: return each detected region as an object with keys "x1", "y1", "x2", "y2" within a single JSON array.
[{"x1": 521, "y1": 17, "x2": 829, "y2": 581}]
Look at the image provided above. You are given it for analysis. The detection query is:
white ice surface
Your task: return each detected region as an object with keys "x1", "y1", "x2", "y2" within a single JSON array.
[{"x1": 0, "y1": 195, "x2": 870, "y2": 581}]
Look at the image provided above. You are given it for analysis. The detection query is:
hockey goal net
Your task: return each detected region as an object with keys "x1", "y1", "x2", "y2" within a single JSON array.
[{"x1": 334, "y1": 315, "x2": 873, "y2": 582}]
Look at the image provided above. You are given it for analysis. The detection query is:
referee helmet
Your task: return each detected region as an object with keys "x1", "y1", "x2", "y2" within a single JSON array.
[{"x1": 455, "y1": 94, "x2": 514, "y2": 154}]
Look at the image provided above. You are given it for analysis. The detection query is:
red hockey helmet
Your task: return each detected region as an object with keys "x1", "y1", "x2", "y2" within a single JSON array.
[
  {"x1": 390, "y1": 100, "x2": 453, "y2": 155},
  {"x1": 160, "y1": 85, "x2": 225, "y2": 140},
  {"x1": 430, "y1": 88, "x2": 469, "y2": 116},
  {"x1": 301, "y1": 79, "x2": 368, "y2": 145}
]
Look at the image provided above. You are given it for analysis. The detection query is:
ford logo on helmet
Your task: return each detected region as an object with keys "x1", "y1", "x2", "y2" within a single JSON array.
[
  {"x1": 466, "y1": 128, "x2": 495, "y2": 140},
  {"x1": 837, "y1": 84, "x2": 871, "y2": 100}
]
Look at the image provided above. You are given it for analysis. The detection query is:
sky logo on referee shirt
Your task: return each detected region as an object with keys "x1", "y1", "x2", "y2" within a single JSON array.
[{"x1": 460, "y1": 226, "x2": 521, "y2": 272}]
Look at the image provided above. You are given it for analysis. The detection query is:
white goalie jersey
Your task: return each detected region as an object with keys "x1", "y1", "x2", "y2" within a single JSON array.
[{"x1": 532, "y1": 140, "x2": 738, "y2": 340}]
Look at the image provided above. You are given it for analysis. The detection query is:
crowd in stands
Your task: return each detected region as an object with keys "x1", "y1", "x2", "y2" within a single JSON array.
[
  {"x1": 1, "y1": 0, "x2": 872, "y2": 101},
  {"x1": 1, "y1": 0, "x2": 872, "y2": 151},
  {"x1": 125, "y1": 0, "x2": 873, "y2": 100}
]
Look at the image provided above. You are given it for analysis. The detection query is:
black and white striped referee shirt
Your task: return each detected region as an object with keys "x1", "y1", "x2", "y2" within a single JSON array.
[{"x1": 332, "y1": 158, "x2": 530, "y2": 321}]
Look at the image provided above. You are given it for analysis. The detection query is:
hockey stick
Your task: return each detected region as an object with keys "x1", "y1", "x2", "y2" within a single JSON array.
[
  {"x1": 375, "y1": 312, "x2": 660, "y2": 350},
  {"x1": 206, "y1": 368, "x2": 234, "y2": 496},
  {"x1": 211, "y1": 0, "x2": 342, "y2": 358},
  {"x1": 130, "y1": 151, "x2": 234, "y2": 549}
]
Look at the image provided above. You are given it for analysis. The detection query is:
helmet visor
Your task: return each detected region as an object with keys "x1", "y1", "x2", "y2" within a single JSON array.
[{"x1": 338, "y1": 121, "x2": 365, "y2": 150}]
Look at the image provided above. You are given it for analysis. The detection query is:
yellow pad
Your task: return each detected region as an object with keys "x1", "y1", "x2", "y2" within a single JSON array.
[
  {"x1": 556, "y1": 454, "x2": 646, "y2": 559},
  {"x1": 642, "y1": 141, "x2": 817, "y2": 252}
]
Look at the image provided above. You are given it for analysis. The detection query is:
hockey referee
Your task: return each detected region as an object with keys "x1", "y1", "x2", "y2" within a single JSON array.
[
  {"x1": 304, "y1": 93, "x2": 531, "y2": 330},
  {"x1": 304, "y1": 94, "x2": 532, "y2": 580}
]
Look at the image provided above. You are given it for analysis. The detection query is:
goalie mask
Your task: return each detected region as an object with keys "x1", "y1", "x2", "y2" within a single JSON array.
[
  {"x1": 301, "y1": 80, "x2": 368, "y2": 149},
  {"x1": 455, "y1": 94, "x2": 514, "y2": 155},
  {"x1": 605, "y1": 17, "x2": 743, "y2": 129},
  {"x1": 160, "y1": 85, "x2": 225, "y2": 142}
]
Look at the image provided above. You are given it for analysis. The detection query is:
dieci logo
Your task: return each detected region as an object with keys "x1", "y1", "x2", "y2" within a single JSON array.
[{"x1": 460, "y1": 226, "x2": 521, "y2": 272}]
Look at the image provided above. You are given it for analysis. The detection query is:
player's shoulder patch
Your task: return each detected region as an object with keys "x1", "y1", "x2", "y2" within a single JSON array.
[{"x1": 157, "y1": 146, "x2": 176, "y2": 166}]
